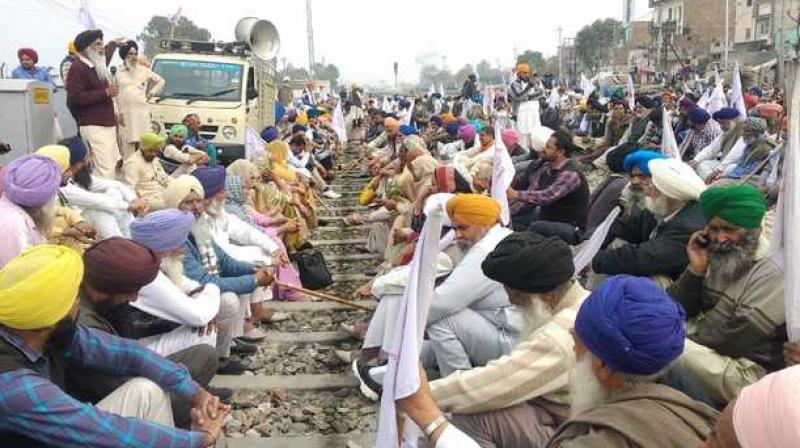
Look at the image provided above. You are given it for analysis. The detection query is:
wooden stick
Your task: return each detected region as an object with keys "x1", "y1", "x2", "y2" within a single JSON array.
[{"x1": 274, "y1": 280, "x2": 376, "y2": 311}]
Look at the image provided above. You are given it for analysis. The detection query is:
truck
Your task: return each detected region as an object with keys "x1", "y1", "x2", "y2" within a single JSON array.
[{"x1": 147, "y1": 17, "x2": 280, "y2": 165}]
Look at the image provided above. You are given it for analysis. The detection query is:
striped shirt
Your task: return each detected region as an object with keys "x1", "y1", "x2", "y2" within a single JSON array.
[{"x1": 430, "y1": 283, "x2": 589, "y2": 414}]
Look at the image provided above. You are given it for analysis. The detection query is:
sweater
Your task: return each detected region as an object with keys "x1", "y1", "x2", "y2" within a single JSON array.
[{"x1": 64, "y1": 43, "x2": 119, "y2": 127}]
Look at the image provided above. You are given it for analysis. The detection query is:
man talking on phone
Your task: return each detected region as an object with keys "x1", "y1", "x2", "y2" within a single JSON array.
[{"x1": 666, "y1": 184, "x2": 785, "y2": 409}]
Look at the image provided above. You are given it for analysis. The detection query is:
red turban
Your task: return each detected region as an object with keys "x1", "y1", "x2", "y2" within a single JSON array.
[
  {"x1": 83, "y1": 237, "x2": 159, "y2": 295},
  {"x1": 17, "y1": 48, "x2": 38, "y2": 64}
]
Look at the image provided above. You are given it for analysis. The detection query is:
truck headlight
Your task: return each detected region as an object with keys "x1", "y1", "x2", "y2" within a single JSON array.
[
  {"x1": 222, "y1": 126, "x2": 237, "y2": 140},
  {"x1": 150, "y1": 121, "x2": 161, "y2": 134}
]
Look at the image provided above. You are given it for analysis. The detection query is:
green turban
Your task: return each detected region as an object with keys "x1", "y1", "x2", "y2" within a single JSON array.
[
  {"x1": 169, "y1": 124, "x2": 188, "y2": 138},
  {"x1": 699, "y1": 184, "x2": 766, "y2": 229}
]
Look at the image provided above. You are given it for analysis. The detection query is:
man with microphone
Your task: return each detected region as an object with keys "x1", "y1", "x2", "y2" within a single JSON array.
[{"x1": 65, "y1": 29, "x2": 127, "y2": 180}]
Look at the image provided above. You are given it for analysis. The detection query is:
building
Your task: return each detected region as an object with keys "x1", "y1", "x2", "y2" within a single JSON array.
[{"x1": 734, "y1": 0, "x2": 800, "y2": 54}]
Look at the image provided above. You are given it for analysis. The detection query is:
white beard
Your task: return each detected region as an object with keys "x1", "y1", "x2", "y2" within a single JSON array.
[
  {"x1": 27, "y1": 197, "x2": 58, "y2": 234},
  {"x1": 643, "y1": 193, "x2": 672, "y2": 219},
  {"x1": 191, "y1": 214, "x2": 215, "y2": 248},
  {"x1": 519, "y1": 296, "x2": 555, "y2": 339},
  {"x1": 205, "y1": 198, "x2": 225, "y2": 217},
  {"x1": 569, "y1": 353, "x2": 609, "y2": 418},
  {"x1": 84, "y1": 49, "x2": 111, "y2": 82},
  {"x1": 124, "y1": 60, "x2": 139, "y2": 74},
  {"x1": 161, "y1": 254, "x2": 191, "y2": 293}
]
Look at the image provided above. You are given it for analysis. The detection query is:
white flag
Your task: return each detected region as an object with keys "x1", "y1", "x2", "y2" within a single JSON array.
[
  {"x1": 402, "y1": 99, "x2": 415, "y2": 126},
  {"x1": 491, "y1": 123, "x2": 516, "y2": 225},
  {"x1": 662, "y1": 107, "x2": 680, "y2": 159},
  {"x1": 169, "y1": 6, "x2": 183, "y2": 25},
  {"x1": 439, "y1": 82, "x2": 445, "y2": 96},
  {"x1": 772, "y1": 67, "x2": 800, "y2": 340},
  {"x1": 573, "y1": 206, "x2": 621, "y2": 274},
  {"x1": 429, "y1": 84, "x2": 435, "y2": 97},
  {"x1": 332, "y1": 100, "x2": 348, "y2": 144},
  {"x1": 579, "y1": 113, "x2": 589, "y2": 135},
  {"x1": 580, "y1": 73, "x2": 595, "y2": 98},
  {"x1": 705, "y1": 69, "x2": 726, "y2": 114},
  {"x1": 376, "y1": 197, "x2": 446, "y2": 447},
  {"x1": 697, "y1": 90, "x2": 711, "y2": 110},
  {"x1": 244, "y1": 125, "x2": 265, "y2": 162},
  {"x1": 626, "y1": 74, "x2": 636, "y2": 112},
  {"x1": 78, "y1": 0, "x2": 96, "y2": 29},
  {"x1": 729, "y1": 60, "x2": 747, "y2": 119},
  {"x1": 547, "y1": 88, "x2": 560, "y2": 108}
]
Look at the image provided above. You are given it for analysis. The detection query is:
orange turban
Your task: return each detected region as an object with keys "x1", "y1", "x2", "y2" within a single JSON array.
[
  {"x1": 441, "y1": 113, "x2": 456, "y2": 123},
  {"x1": 384, "y1": 117, "x2": 401, "y2": 132},
  {"x1": 516, "y1": 63, "x2": 530, "y2": 75},
  {"x1": 446, "y1": 194, "x2": 500, "y2": 227}
]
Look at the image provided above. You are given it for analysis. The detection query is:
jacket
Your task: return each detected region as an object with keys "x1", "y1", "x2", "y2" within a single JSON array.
[{"x1": 183, "y1": 236, "x2": 257, "y2": 295}]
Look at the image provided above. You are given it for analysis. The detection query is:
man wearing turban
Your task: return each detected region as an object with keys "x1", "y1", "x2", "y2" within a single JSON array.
[
  {"x1": 123, "y1": 132, "x2": 173, "y2": 210},
  {"x1": 452, "y1": 125, "x2": 495, "y2": 184},
  {"x1": 65, "y1": 30, "x2": 127, "y2": 179},
  {"x1": 545, "y1": 275, "x2": 718, "y2": 447},
  {"x1": 667, "y1": 184, "x2": 784, "y2": 406},
  {"x1": 692, "y1": 107, "x2": 745, "y2": 181},
  {"x1": 11, "y1": 47, "x2": 57, "y2": 90},
  {"x1": 679, "y1": 106, "x2": 723, "y2": 162},
  {"x1": 427, "y1": 232, "x2": 591, "y2": 446},
  {"x1": 508, "y1": 63, "x2": 543, "y2": 149},
  {"x1": 702, "y1": 365, "x2": 800, "y2": 448},
  {"x1": 0, "y1": 245, "x2": 229, "y2": 446},
  {"x1": 162, "y1": 124, "x2": 210, "y2": 177},
  {"x1": 116, "y1": 39, "x2": 165, "y2": 159},
  {"x1": 0, "y1": 154, "x2": 63, "y2": 267},
  {"x1": 592, "y1": 151, "x2": 707, "y2": 281},
  {"x1": 715, "y1": 117, "x2": 775, "y2": 181}
]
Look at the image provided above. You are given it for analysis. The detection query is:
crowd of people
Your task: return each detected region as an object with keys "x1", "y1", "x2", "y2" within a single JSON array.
[{"x1": 0, "y1": 25, "x2": 797, "y2": 448}]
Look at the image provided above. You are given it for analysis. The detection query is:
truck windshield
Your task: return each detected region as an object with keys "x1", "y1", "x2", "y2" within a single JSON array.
[{"x1": 151, "y1": 59, "x2": 243, "y2": 101}]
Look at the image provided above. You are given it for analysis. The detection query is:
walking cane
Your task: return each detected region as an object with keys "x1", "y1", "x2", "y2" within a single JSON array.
[{"x1": 273, "y1": 280, "x2": 376, "y2": 312}]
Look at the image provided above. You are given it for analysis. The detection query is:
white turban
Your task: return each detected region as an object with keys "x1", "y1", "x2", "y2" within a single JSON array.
[
  {"x1": 733, "y1": 365, "x2": 800, "y2": 448},
  {"x1": 163, "y1": 175, "x2": 205, "y2": 209},
  {"x1": 649, "y1": 158, "x2": 706, "y2": 201}
]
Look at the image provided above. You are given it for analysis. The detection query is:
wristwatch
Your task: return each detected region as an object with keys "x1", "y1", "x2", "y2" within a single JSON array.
[{"x1": 424, "y1": 415, "x2": 448, "y2": 438}]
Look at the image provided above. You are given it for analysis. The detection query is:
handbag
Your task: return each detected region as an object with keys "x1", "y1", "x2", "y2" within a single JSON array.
[
  {"x1": 106, "y1": 304, "x2": 181, "y2": 340},
  {"x1": 290, "y1": 247, "x2": 333, "y2": 290}
]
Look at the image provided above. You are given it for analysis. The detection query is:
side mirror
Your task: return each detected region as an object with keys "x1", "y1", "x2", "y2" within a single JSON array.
[{"x1": 247, "y1": 88, "x2": 259, "y2": 100}]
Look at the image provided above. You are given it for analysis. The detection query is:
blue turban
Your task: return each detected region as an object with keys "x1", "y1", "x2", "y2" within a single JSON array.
[
  {"x1": 260, "y1": 125, "x2": 279, "y2": 143},
  {"x1": 430, "y1": 115, "x2": 443, "y2": 127},
  {"x1": 749, "y1": 86, "x2": 763, "y2": 98},
  {"x1": 712, "y1": 107, "x2": 739, "y2": 121},
  {"x1": 291, "y1": 124, "x2": 307, "y2": 134},
  {"x1": 130, "y1": 209, "x2": 195, "y2": 252},
  {"x1": 64, "y1": 136, "x2": 88, "y2": 165},
  {"x1": 400, "y1": 124, "x2": 417, "y2": 136},
  {"x1": 445, "y1": 121, "x2": 460, "y2": 137},
  {"x1": 192, "y1": 166, "x2": 226, "y2": 199},
  {"x1": 575, "y1": 275, "x2": 686, "y2": 375},
  {"x1": 688, "y1": 106, "x2": 711, "y2": 125},
  {"x1": 622, "y1": 150, "x2": 667, "y2": 176},
  {"x1": 469, "y1": 119, "x2": 485, "y2": 133}
]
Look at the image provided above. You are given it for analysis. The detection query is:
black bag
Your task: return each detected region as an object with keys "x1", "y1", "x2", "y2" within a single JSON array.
[
  {"x1": 290, "y1": 247, "x2": 333, "y2": 290},
  {"x1": 106, "y1": 304, "x2": 182, "y2": 339}
]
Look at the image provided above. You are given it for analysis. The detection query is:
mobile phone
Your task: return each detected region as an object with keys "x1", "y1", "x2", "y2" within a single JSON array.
[{"x1": 694, "y1": 232, "x2": 709, "y2": 249}]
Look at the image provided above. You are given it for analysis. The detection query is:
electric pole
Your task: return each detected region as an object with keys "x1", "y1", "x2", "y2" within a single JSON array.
[
  {"x1": 306, "y1": 0, "x2": 316, "y2": 81},
  {"x1": 557, "y1": 26, "x2": 563, "y2": 82},
  {"x1": 724, "y1": 0, "x2": 730, "y2": 69}
]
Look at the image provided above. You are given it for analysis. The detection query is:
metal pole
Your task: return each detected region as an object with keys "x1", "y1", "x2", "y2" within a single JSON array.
[
  {"x1": 724, "y1": 0, "x2": 730, "y2": 69},
  {"x1": 777, "y1": 0, "x2": 786, "y2": 92},
  {"x1": 306, "y1": 0, "x2": 316, "y2": 81},
  {"x1": 558, "y1": 26, "x2": 563, "y2": 82}
]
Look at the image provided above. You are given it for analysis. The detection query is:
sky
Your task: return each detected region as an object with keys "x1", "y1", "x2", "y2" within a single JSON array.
[{"x1": 1, "y1": 0, "x2": 651, "y2": 86}]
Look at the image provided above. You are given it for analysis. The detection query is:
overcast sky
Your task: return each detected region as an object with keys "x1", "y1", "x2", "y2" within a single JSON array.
[{"x1": 1, "y1": 0, "x2": 650, "y2": 85}]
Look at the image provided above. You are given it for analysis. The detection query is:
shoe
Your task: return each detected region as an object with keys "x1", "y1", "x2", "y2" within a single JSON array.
[
  {"x1": 231, "y1": 339, "x2": 258, "y2": 355},
  {"x1": 353, "y1": 359, "x2": 382, "y2": 401},
  {"x1": 268, "y1": 311, "x2": 292, "y2": 323},
  {"x1": 237, "y1": 327, "x2": 267, "y2": 343},
  {"x1": 208, "y1": 386, "x2": 234, "y2": 402},
  {"x1": 218, "y1": 358, "x2": 247, "y2": 375},
  {"x1": 322, "y1": 189, "x2": 342, "y2": 199}
]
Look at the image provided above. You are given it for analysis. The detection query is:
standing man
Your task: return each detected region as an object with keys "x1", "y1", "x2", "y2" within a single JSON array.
[
  {"x1": 509, "y1": 64, "x2": 543, "y2": 150},
  {"x1": 65, "y1": 29, "x2": 124, "y2": 179},
  {"x1": 116, "y1": 40, "x2": 165, "y2": 160},
  {"x1": 11, "y1": 48, "x2": 57, "y2": 90}
]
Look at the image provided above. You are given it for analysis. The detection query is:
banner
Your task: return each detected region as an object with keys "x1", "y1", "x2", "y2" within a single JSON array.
[
  {"x1": 662, "y1": 107, "x2": 680, "y2": 159},
  {"x1": 491, "y1": 122, "x2": 516, "y2": 225},
  {"x1": 626, "y1": 74, "x2": 635, "y2": 112},
  {"x1": 729, "y1": 60, "x2": 747, "y2": 118},
  {"x1": 573, "y1": 206, "x2": 621, "y2": 274}
]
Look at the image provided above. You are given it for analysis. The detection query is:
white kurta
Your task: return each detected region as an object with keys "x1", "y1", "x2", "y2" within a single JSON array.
[
  {"x1": 516, "y1": 100, "x2": 541, "y2": 134},
  {"x1": 116, "y1": 66, "x2": 164, "y2": 144}
]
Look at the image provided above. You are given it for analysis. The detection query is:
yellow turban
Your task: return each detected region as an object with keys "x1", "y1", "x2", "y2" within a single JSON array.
[
  {"x1": 0, "y1": 245, "x2": 83, "y2": 330},
  {"x1": 446, "y1": 194, "x2": 500, "y2": 227},
  {"x1": 296, "y1": 113, "x2": 309, "y2": 125},
  {"x1": 140, "y1": 133, "x2": 165, "y2": 150},
  {"x1": 441, "y1": 113, "x2": 456, "y2": 123},
  {"x1": 35, "y1": 145, "x2": 70, "y2": 173},
  {"x1": 516, "y1": 63, "x2": 530, "y2": 75},
  {"x1": 384, "y1": 117, "x2": 401, "y2": 132},
  {"x1": 67, "y1": 40, "x2": 77, "y2": 55},
  {"x1": 163, "y1": 175, "x2": 205, "y2": 209}
]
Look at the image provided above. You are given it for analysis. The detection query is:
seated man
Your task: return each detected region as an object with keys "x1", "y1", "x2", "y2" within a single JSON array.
[
  {"x1": 507, "y1": 129, "x2": 589, "y2": 232},
  {"x1": 161, "y1": 124, "x2": 209, "y2": 176},
  {"x1": 592, "y1": 151, "x2": 707, "y2": 281},
  {"x1": 0, "y1": 154, "x2": 62, "y2": 267},
  {"x1": 67, "y1": 237, "x2": 221, "y2": 429},
  {"x1": 433, "y1": 232, "x2": 590, "y2": 447},
  {"x1": 164, "y1": 176, "x2": 276, "y2": 373},
  {"x1": 701, "y1": 365, "x2": 800, "y2": 448},
  {"x1": 667, "y1": 184, "x2": 785, "y2": 406},
  {"x1": 690, "y1": 107, "x2": 744, "y2": 181},
  {"x1": 123, "y1": 133, "x2": 173, "y2": 210},
  {"x1": 547, "y1": 275, "x2": 718, "y2": 447},
  {"x1": 452, "y1": 126, "x2": 495, "y2": 182},
  {"x1": 714, "y1": 117, "x2": 775, "y2": 182},
  {"x1": 679, "y1": 106, "x2": 722, "y2": 162},
  {"x1": 0, "y1": 245, "x2": 227, "y2": 446},
  {"x1": 501, "y1": 128, "x2": 527, "y2": 158},
  {"x1": 127, "y1": 210, "x2": 222, "y2": 357}
]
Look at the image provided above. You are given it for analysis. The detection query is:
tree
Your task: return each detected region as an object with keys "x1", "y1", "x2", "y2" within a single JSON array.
[
  {"x1": 454, "y1": 64, "x2": 475, "y2": 84},
  {"x1": 418, "y1": 64, "x2": 454, "y2": 91},
  {"x1": 313, "y1": 63, "x2": 341, "y2": 88},
  {"x1": 279, "y1": 63, "x2": 310, "y2": 81},
  {"x1": 543, "y1": 55, "x2": 560, "y2": 76},
  {"x1": 137, "y1": 15, "x2": 212, "y2": 58},
  {"x1": 516, "y1": 50, "x2": 546, "y2": 74},
  {"x1": 575, "y1": 18, "x2": 625, "y2": 75}
]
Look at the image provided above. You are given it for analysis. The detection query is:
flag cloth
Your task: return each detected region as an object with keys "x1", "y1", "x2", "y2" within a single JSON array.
[
  {"x1": 332, "y1": 100, "x2": 348, "y2": 144},
  {"x1": 772, "y1": 67, "x2": 800, "y2": 340},
  {"x1": 697, "y1": 90, "x2": 711, "y2": 110},
  {"x1": 573, "y1": 206, "x2": 621, "y2": 274},
  {"x1": 547, "y1": 88, "x2": 560, "y2": 108},
  {"x1": 78, "y1": 0, "x2": 96, "y2": 29},
  {"x1": 376, "y1": 195, "x2": 446, "y2": 447},
  {"x1": 627, "y1": 74, "x2": 635, "y2": 112},
  {"x1": 662, "y1": 107, "x2": 680, "y2": 159},
  {"x1": 429, "y1": 84, "x2": 435, "y2": 97},
  {"x1": 169, "y1": 6, "x2": 183, "y2": 25},
  {"x1": 244, "y1": 125, "x2": 265, "y2": 162},
  {"x1": 439, "y1": 82, "x2": 445, "y2": 96},
  {"x1": 705, "y1": 70, "x2": 726, "y2": 115},
  {"x1": 729, "y1": 61, "x2": 747, "y2": 119},
  {"x1": 402, "y1": 99, "x2": 415, "y2": 126},
  {"x1": 491, "y1": 122, "x2": 516, "y2": 225},
  {"x1": 580, "y1": 73, "x2": 595, "y2": 98}
]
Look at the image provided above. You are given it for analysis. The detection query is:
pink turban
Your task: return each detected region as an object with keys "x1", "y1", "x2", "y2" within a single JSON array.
[
  {"x1": 2, "y1": 155, "x2": 61, "y2": 208},
  {"x1": 733, "y1": 365, "x2": 800, "y2": 448},
  {"x1": 457, "y1": 125, "x2": 476, "y2": 142},
  {"x1": 501, "y1": 129, "x2": 520, "y2": 148}
]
